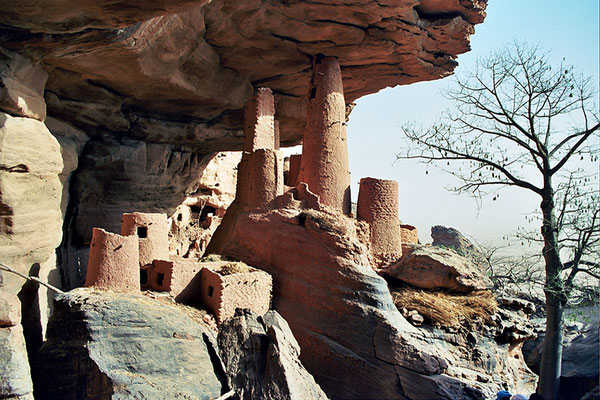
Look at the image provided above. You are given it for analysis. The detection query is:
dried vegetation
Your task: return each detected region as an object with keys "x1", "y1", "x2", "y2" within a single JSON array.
[{"x1": 391, "y1": 286, "x2": 498, "y2": 327}]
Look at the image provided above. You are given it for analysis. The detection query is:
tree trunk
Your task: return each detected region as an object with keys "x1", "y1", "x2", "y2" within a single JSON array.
[
  {"x1": 537, "y1": 190, "x2": 566, "y2": 400},
  {"x1": 538, "y1": 289, "x2": 564, "y2": 399}
]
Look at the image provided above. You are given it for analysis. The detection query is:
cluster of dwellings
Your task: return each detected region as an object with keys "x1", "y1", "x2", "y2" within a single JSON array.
[
  {"x1": 84, "y1": 55, "x2": 419, "y2": 321},
  {"x1": 208, "y1": 55, "x2": 419, "y2": 262},
  {"x1": 85, "y1": 212, "x2": 272, "y2": 324}
]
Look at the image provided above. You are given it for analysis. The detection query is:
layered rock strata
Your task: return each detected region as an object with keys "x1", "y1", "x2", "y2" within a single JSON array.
[
  {"x1": 1, "y1": 291, "x2": 34, "y2": 400},
  {"x1": 0, "y1": 0, "x2": 486, "y2": 146},
  {"x1": 35, "y1": 288, "x2": 228, "y2": 399}
]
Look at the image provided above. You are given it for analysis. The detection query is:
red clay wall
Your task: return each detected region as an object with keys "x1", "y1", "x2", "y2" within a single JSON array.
[
  {"x1": 85, "y1": 228, "x2": 139, "y2": 293},
  {"x1": 243, "y1": 87, "x2": 275, "y2": 153},
  {"x1": 247, "y1": 149, "x2": 284, "y2": 208},
  {"x1": 200, "y1": 265, "x2": 272, "y2": 324},
  {"x1": 357, "y1": 177, "x2": 402, "y2": 260},
  {"x1": 298, "y1": 56, "x2": 351, "y2": 214},
  {"x1": 121, "y1": 212, "x2": 169, "y2": 266},
  {"x1": 151, "y1": 258, "x2": 204, "y2": 303},
  {"x1": 287, "y1": 154, "x2": 302, "y2": 187}
]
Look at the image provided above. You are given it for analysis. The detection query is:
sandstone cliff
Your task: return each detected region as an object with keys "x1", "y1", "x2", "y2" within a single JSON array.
[{"x1": 0, "y1": 1, "x2": 488, "y2": 399}]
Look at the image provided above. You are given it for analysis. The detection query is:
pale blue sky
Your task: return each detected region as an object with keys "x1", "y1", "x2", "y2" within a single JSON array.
[{"x1": 346, "y1": 0, "x2": 600, "y2": 245}]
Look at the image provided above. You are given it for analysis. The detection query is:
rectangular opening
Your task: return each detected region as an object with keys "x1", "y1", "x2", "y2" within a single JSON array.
[
  {"x1": 207, "y1": 285, "x2": 214, "y2": 297},
  {"x1": 177, "y1": 213, "x2": 183, "y2": 221},
  {"x1": 200, "y1": 205, "x2": 217, "y2": 223},
  {"x1": 190, "y1": 205, "x2": 201, "y2": 214},
  {"x1": 140, "y1": 269, "x2": 148, "y2": 285},
  {"x1": 137, "y1": 226, "x2": 148, "y2": 238},
  {"x1": 156, "y1": 273, "x2": 165, "y2": 287}
]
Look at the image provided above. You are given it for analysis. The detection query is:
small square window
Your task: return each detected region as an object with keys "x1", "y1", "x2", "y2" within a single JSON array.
[
  {"x1": 137, "y1": 226, "x2": 148, "y2": 238},
  {"x1": 208, "y1": 285, "x2": 214, "y2": 297}
]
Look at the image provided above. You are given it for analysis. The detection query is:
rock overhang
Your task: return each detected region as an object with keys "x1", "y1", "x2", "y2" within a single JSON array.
[{"x1": 0, "y1": 0, "x2": 487, "y2": 149}]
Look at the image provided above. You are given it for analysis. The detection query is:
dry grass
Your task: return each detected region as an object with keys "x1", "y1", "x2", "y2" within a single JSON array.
[
  {"x1": 201, "y1": 254, "x2": 226, "y2": 262},
  {"x1": 391, "y1": 286, "x2": 498, "y2": 327},
  {"x1": 219, "y1": 262, "x2": 252, "y2": 275}
]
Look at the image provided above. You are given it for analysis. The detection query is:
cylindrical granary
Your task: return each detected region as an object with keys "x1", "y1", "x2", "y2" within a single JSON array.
[
  {"x1": 234, "y1": 157, "x2": 251, "y2": 206},
  {"x1": 287, "y1": 154, "x2": 302, "y2": 187},
  {"x1": 298, "y1": 56, "x2": 351, "y2": 214},
  {"x1": 248, "y1": 148, "x2": 284, "y2": 208},
  {"x1": 357, "y1": 177, "x2": 402, "y2": 258},
  {"x1": 400, "y1": 224, "x2": 419, "y2": 244},
  {"x1": 400, "y1": 224, "x2": 419, "y2": 254},
  {"x1": 121, "y1": 212, "x2": 169, "y2": 266},
  {"x1": 243, "y1": 87, "x2": 275, "y2": 153},
  {"x1": 85, "y1": 228, "x2": 140, "y2": 293},
  {"x1": 274, "y1": 120, "x2": 281, "y2": 150}
]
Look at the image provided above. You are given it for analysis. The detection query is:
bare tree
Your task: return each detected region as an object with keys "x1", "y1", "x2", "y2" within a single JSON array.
[{"x1": 398, "y1": 42, "x2": 599, "y2": 399}]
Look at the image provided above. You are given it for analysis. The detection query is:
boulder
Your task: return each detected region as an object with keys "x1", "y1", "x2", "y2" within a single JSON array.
[
  {"x1": 0, "y1": 325, "x2": 34, "y2": 400},
  {"x1": 0, "y1": 47, "x2": 47, "y2": 121},
  {"x1": 0, "y1": 291, "x2": 21, "y2": 327},
  {"x1": 218, "y1": 309, "x2": 328, "y2": 400},
  {"x1": 217, "y1": 207, "x2": 492, "y2": 399},
  {"x1": 431, "y1": 225, "x2": 480, "y2": 257},
  {"x1": 384, "y1": 244, "x2": 492, "y2": 293},
  {"x1": 35, "y1": 288, "x2": 228, "y2": 400},
  {"x1": 560, "y1": 320, "x2": 600, "y2": 400},
  {"x1": 0, "y1": 113, "x2": 63, "y2": 294},
  {"x1": 524, "y1": 318, "x2": 599, "y2": 400}
]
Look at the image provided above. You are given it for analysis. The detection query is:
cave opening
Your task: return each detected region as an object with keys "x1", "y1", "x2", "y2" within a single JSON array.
[
  {"x1": 200, "y1": 205, "x2": 217, "y2": 222},
  {"x1": 190, "y1": 205, "x2": 201, "y2": 214}
]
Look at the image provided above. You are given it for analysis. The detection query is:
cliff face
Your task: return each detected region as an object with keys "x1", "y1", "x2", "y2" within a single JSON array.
[
  {"x1": 0, "y1": 1, "x2": 487, "y2": 399},
  {"x1": 0, "y1": 0, "x2": 487, "y2": 291},
  {"x1": 1, "y1": 0, "x2": 485, "y2": 147}
]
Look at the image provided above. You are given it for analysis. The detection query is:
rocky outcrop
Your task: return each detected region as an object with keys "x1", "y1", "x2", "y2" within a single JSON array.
[
  {"x1": 524, "y1": 318, "x2": 599, "y2": 400},
  {"x1": 0, "y1": 325, "x2": 34, "y2": 400},
  {"x1": 384, "y1": 244, "x2": 492, "y2": 292},
  {"x1": 169, "y1": 151, "x2": 241, "y2": 258},
  {"x1": 218, "y1": 207, "x2": 494, "y2": 399},
  {"x1": 0, "y1": 47, "x2": 47, "y2": 121},
  {"x1": 0, "y1": 112, "x2": 63, "y2": 295},
  {"x1": 431, "y1": 225, "x2": 480, "y2": 257},
  {"x1": 1, "y1": 290, "x2": 34, "y2": 400},
  {"x1": 35, "y1": 288, "x2": 228, "y2": 399},
  {"x1": 59, "y1": 137, "x2": 213, "y2": 289},
  {"x1": 0, "y1": 1, "x2": 488, "y2": 398},
  {"x1": 218, "y1": 309, "x2": 328, "y2": 400},
  {"x1": 560, "y1": 321, "x2": 599, "y2": 399},
  {"x1": 1, "y1": 1, "x2": 485, "y2": 147}
]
